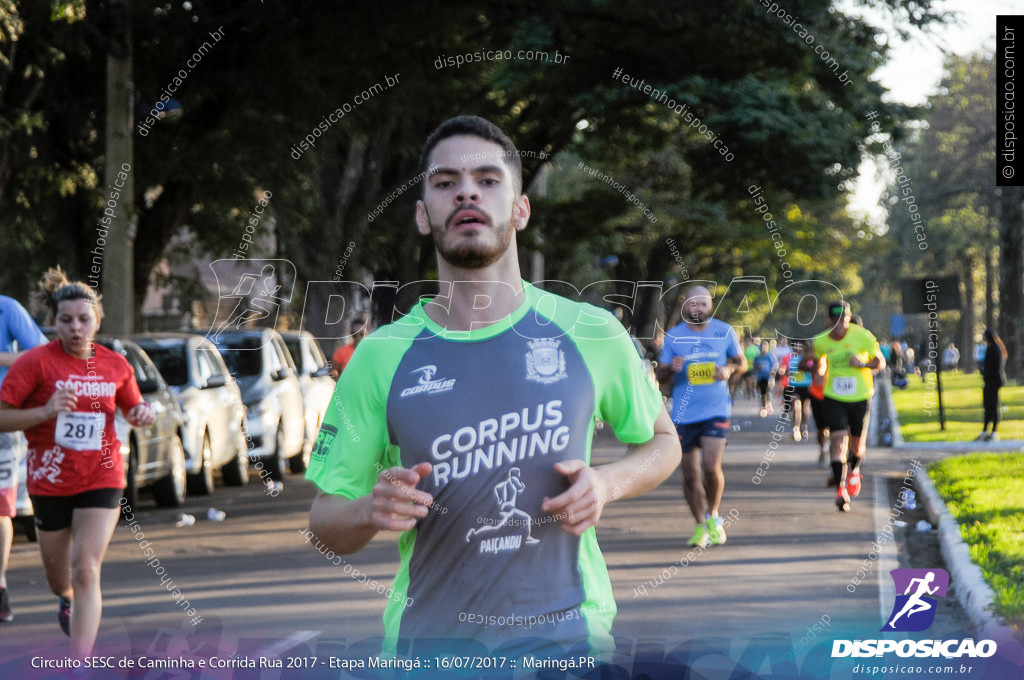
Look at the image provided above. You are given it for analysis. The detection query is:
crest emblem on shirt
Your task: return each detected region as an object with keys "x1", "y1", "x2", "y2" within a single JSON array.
[{"x1": 525, "y1": 338, "x2": 567, "y2": 384}]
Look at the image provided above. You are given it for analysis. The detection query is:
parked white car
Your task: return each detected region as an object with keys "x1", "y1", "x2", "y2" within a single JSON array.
[
  {"x1": 133, "y1": 333, "x2": 250, "y2": 494},
  {"x1": 281, "y1": 330, "x2": 335, "y2": 473},
  {"x1": 212, "y1": 329, "x2": 305, "y2": 480}
]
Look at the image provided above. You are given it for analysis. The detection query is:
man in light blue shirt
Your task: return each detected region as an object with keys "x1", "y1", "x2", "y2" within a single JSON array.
[{"x1": 657, "y1": 285, "x2": 746, "y2": 548}]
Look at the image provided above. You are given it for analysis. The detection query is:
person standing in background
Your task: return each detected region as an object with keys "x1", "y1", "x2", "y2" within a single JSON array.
[
  {"x1": 329, "y1": 312, "x2": 369, "y2": 379},
  {"x1": 942, "y1": 342, "x2": 960, "y2": 373},
  {"x1": 973, "y1": 334, "x2": 986, "y2": 374},
  {"x1": 0, "y1": 294, "x2": 48, "y2": 622},
  {"x1": 977, "y1": 329, "x2": 1007, "y2": 442}
]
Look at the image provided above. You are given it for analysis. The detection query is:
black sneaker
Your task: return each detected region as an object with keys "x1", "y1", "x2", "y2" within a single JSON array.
[
  {"x1": 0, "y1": 587, "x2": 12, "y2": 622},
  {"x1": 58, "y1": 596, "x2": 71, "y2": 636}
]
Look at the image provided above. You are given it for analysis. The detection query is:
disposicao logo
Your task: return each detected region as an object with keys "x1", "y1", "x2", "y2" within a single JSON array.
[
  {"x1": 882, "y1": 568, "x2": 949, "y2": 632},
  {"x1": 831, "y1": 568, "x2": 997, "y2": 660}
]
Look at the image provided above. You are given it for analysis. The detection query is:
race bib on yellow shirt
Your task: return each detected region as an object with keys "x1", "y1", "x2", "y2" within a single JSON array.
[
  {"x1": 55, "y1": 412, "x2": 105, "y2": 451},
  {"x1": 831, "y1": 376, "x2": 858, "y2": 397},
  {"x1": 687, "y1": 361, "x2": 716, "y2": 386}
]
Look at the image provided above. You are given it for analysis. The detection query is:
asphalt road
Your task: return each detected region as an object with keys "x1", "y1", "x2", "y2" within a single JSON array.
[{"x1": 0, "y1": 395, "x2": 1008, "y2": 679}]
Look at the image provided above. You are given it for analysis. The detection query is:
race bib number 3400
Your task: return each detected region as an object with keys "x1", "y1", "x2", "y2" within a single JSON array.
[
  {"x1": 687, "y1": 361, "x2": 717, "y2": 386},
  {"x1": 55, "y1": 412, "x2": 105, "y2": 451}
]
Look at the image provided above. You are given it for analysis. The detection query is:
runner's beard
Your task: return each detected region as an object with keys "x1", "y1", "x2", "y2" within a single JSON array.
[
  {"x1": 429, "y1": 206, "x2": 514, "y2": 269},
  {"x1": 685, "y1": 310, "x2": 708, "y2": 324}
]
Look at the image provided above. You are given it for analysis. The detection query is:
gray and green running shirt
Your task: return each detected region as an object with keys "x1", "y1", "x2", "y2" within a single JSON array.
[{"x1": 306, "y1": 281, "x2": 663, "y2": 656}]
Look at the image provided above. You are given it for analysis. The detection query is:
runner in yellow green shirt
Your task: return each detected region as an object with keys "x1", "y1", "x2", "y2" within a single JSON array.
[{"x1": 810, "y1": 301, "x2": 885, "y2": 512}]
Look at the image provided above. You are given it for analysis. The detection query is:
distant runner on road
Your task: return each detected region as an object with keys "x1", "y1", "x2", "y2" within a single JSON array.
[
  {"x1": 782, "y1": 340, "x2": 814, "y2": 443},
  {"x1": 657, "y1": 285, "x2": 746, "y2": 548}
]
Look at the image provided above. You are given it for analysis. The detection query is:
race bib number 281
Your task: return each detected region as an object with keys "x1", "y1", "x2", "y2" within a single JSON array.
[{"x1": 55, "y1": 412, "x2": 105, "y2": 451}]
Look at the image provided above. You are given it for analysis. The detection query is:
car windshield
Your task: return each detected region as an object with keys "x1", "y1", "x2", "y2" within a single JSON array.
[
  {"x1": 216, "y1": 337, "x2": 264, "y2": 377},
  {"x1": 141, "y1": 345, "x2": 190, "y2": 387}
]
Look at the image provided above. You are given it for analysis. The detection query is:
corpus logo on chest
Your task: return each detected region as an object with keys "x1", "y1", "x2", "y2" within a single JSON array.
[{"x1": 400, "y1": 364, "x2": 456, "y2": 398}]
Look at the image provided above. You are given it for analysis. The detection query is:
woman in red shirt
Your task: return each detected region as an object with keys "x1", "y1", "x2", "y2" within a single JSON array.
[{"x1": 0, "y1": 268, "x2": 153, "y2": 656}]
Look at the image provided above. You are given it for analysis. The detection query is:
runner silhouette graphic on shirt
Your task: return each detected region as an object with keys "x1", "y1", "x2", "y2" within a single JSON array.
[
  {"x1": 466, "y1": 467, "x2": 538, "y2": 543},
  {"x1": 888, "y1": 571, "x2": 939, "y2": 627}
]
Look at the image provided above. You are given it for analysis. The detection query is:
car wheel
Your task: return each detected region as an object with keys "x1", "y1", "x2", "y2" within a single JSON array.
[
  {"x1": 187, "y1": 432, "x2": 215, "y2": 496},
  {"x1": 122, "y1": 442, "x2": 140, "y2": 510},
  {"x1": 264, "y1": 424, "x2": 287, "y2": 482},
  {"x1": 153, "y1": 435, "x2": 187, "y2": 507},
  {"x1": 222, "y1": 425, "x2": 250, "y2": 487}
]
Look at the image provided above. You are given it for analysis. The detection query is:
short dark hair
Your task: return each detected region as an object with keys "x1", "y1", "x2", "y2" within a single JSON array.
[
  {"x1": 417, "y1": 116, "x2": 523, "y2": 197},
  {"x1": 827, "y1": 300, "x2": 851, "y2": 319},
  {"x1": 349, "y1": 313, "x2": 369, "y2": 332}
]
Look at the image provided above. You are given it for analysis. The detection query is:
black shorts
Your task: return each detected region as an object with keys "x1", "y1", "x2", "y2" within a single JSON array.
[
  {"x1": 810, "y1": 394, "x2": 827, "y2": 430},
  {"x1": 30, "y1": 487, "x2": 124, "y2": 531},
  {"x1": 676, "y1": 417, "x2": 730, "y2": 453},
  {"x1": 822, "y1": 398, "x2": 870, "y2": 438},
  {"x1": 789, "y1": 385, "x2": 812, "y2": 401}
]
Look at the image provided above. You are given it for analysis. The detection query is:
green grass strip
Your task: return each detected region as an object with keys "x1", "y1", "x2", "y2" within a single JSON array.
[
  {"x1": 890, "y1": 371, "x2": 1024, "y2": 443},
  {"x1": 929, "y1": 452, "x2": 1024, "y2": 631}
]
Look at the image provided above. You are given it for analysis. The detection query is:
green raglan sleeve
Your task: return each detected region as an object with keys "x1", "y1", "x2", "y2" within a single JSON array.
[
  {"x1": 305, "y1": 329, "x2": 413, "y2": 499},
  {"x1": 572, "y1": 305, "x2": 664, "y2": 445}
]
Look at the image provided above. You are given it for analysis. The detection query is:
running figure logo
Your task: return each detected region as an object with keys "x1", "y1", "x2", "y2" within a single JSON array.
[
  {"x1": 881, "y1": 568, "x2": 949, "y2": 632},
  {"x1": 466, "y1": 468, "x2": 540, "y2": 551},
  {"x1": 205, "y1": 259, "x2": 295, "y2": 346}
]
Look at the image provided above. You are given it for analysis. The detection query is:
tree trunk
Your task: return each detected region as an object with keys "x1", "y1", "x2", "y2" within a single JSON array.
[
  {"x1": 961, "y1": 256, "x2": 976, "y2": 372},
  {"x1": 998, "y1": 185, "x2": 1024, "y2": 381},
  {"x1": 985, "y1": 247, "x2": 996, "y2": 333}
]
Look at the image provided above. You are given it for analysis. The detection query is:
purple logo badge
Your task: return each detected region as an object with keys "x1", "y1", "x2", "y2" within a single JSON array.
[{"x1": 881, "y1": 568, "x2": 949, "y2": 632}]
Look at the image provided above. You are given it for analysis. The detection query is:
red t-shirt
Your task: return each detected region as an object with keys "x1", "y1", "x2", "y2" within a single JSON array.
[
  {"x1": 0, "y1": 340, "x2": 142, "y2": 496},
  {"x1": 332, "y1": 343, "x2": 356, "y2": 373}
]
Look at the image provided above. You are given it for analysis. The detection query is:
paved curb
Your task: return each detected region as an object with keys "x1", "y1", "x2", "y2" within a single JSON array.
[
  {"x1": 877, "y1": 379, "x2": 903, "y2": 447},
  {"x1": 914, "y1": 467, "x2": 1009, "y2": 639},
  {"x1": 884, "y1": 379, "x2": 1017, "y2": 640}
]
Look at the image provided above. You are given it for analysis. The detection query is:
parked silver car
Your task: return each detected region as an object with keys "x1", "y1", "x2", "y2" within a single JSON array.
[
  {"x1": 211, "y1": 329, "x2": 305, "y2": 480},
  {"x1": 281, "y1": 330, "x2": 335, "y2": 473},
  {"x1": 96, "y1": 337, "x2": 188, "y2": 508},
  {"x1": 133, "y1": 333, "x2": 250, "y2": 494}
]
